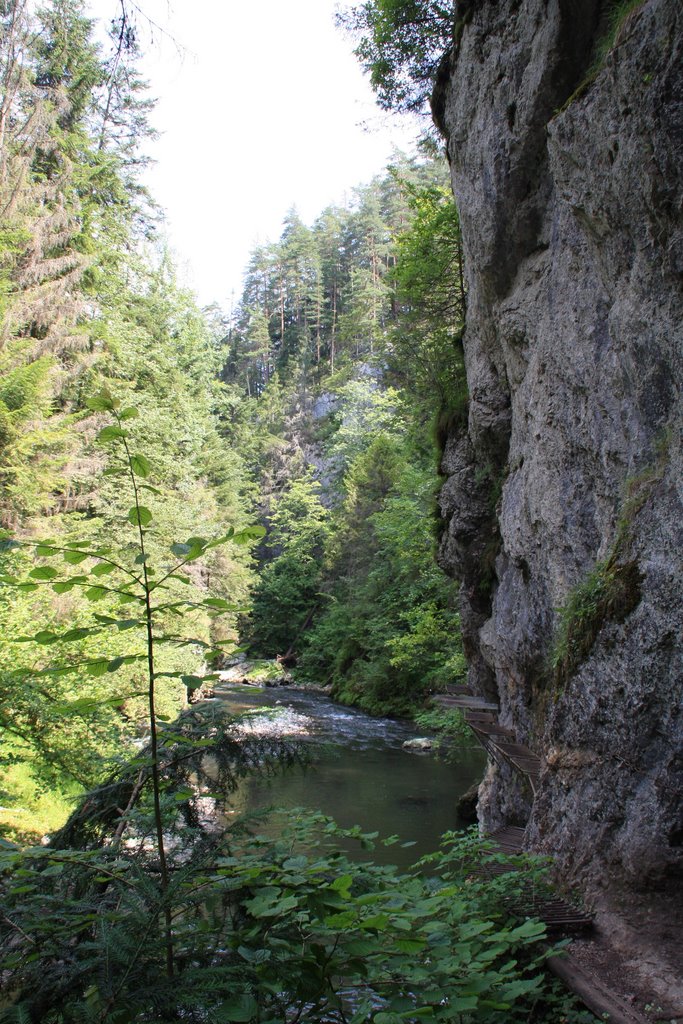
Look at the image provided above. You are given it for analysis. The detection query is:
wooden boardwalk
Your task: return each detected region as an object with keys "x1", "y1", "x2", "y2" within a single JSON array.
[
  {"x1": 435, "y1": 688, "x2": 542, "y2": 793},
  {"x1": 432, "y1": 686, "x2": 662, "y2": 1022},
  {"x1": 434, "y1": 686, "x2": 592, "y2": 933}
]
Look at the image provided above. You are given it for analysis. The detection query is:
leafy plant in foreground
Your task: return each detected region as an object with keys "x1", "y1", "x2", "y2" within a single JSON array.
[
  {"x1": 0, "y1": 386, "x2": 266, "y2": 977},
  {"x1": 0, "y1": 811, "x2": 590, "y2": 1023}
]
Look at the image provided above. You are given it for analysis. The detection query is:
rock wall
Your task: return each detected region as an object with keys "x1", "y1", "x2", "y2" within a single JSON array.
[{"x1": 434, "y1": 0, "x2": 682, "y2": 891}]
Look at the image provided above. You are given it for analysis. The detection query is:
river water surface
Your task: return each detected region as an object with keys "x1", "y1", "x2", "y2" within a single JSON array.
[{"x1": 216, "y1": 683, "x2": 486, "y2": 868}]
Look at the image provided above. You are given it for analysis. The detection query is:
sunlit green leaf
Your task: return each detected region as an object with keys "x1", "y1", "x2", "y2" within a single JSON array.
[
  {"x1": 86, "y1": 659, "x2": 110, "y2": 677},
  {"x1": 119, "y1": 407, "x2": 139, "y2": 420},
  {"x1": 28, "y1": 566, "x2": 59, "y2": 580},
  {"x1": 128, "y1": 506, "x2": 152, "y2": 527},
  {"x1": 130, "y1": 454, "x2": 150, "y2": 478},
  {"x1": 86, "y1": 389, "x2": 118, "y2": 412},
  {"x1": 35, "y1": 543, "x2": 59, "y2": 557},
  {"x1": 32, "y1": 630, "x2": 58, "y2": 644},
  {"x1": 91, "y1": 562, "x2": 116, "y2": 576},
  {"x1": 51, "y1": 581, "x2": 71, "y2": 594},
  {"x1": 202, "y1": 597, "x2": 237, "y2": 611},
  {"x1": 63, "y1": 550, "x2": 89, "y2": 564},
  {"x1": 232, "y1": 525, "x2": 267, "y2": 546},
  {"x1": 97, "y1": 425, "x2": 127, "y2": 443}
]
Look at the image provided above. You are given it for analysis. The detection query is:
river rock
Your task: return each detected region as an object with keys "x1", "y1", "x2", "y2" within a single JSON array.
[
  {"x1": 402, "y1": 737, "x2": 434, "y2": 753},
  {"x1": 434, "y1": 0, "x2": 683, "y2": 895},
  {"x1": 456, "y1": 782, "x2": 479, "y2": 825}
]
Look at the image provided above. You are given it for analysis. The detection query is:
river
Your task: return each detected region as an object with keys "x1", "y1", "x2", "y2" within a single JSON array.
[{"x1": 215, "y1": 683, "x2": 486, "y2": 868}]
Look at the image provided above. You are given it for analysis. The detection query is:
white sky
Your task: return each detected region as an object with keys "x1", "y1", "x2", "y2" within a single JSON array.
[{"x1": 88, "y1": 0, "x2": 420, "y2": 309}]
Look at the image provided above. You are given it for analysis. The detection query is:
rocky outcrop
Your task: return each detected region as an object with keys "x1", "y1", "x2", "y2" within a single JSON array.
[{"x1": 435, "y1": 0, "x2": 682, "y2": 892}]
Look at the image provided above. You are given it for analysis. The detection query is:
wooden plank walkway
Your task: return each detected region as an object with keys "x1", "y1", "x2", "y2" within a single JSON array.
[
  {"x1": 434, "y1": 689, "x2": 542, "y2": 793},
  {"x1": 434, "y1": 686, "x2": 592, "y2": 933},
  {"x1": 486, "y1": 827, "x2": 593, "y2": 934},
  {"x1": 433, "y1": 685, "x2": 657, "y2": 1021}
]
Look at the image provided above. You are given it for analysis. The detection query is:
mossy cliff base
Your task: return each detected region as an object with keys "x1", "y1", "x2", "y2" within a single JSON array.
[{"x1": 435, "y1": 0, "x2": 682, "y2": 895}]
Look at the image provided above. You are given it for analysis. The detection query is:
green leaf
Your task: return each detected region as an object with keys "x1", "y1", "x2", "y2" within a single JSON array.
[
  {"x1": 394, "y1": 938, "x2": 427, "y2": 953},
  {"x1": 97, "y1": 425, "x2": 127, "y2": 443},
  {"x1": 86, "y1": 389, "x2": 118, "y2": 412},
  {"x1": 509, "y1": 918, "x2": 546, "y2": 940},
  {"x1": 91, "y1": 561, "x2": 116, "y2": 576},
  {"x1": 445, "y1": 996, "x2": 479, "y2": 1012},
  {"x1": 171, "y1": 538, "x2": 205, "y2": 560},
  {"x1": 60, "y1": 628, "x2": 93, "y2": 643},
  {"x1": 330, "y1": 874, "x2": 353, "y2": 893},
  {"x1": 35, "y1": 543, "x2": 59, "y2": 557},
  {"x1": 0, "y1": 536, "x2": 21, "y2": 552},
  {"x1": 86, "y1": 659, "x2": 110, "y2": 677},
  {"x1": 53, "y1": 694, "x2": 134, "y2": 714},
  {"x1": 214, "y1": 995, "x2": 258, "y2": 1022},
  {"x1": 202, "y1": 597, "x2": 237, "y2": 611},
  {"x1": 28, "y1": 566, "x2": 59, "y2": 580},
  {"x1": 181, "y1": 674, "x2": 205, "y2": 688},
  {"x1": 84, "y1": 586, "x2": 108, "y2": 602},
  {"x1": 119, "y1": 406, "x2": 139, "y2": 420},
  {"x1": 232, "y1": 524, "x2": 267, "y2": 546},
  {"x1": 170, "y1": 542, "x2": 191, "y2": 557},
  {"x1": 52, "y1": 581, "x2": 74, "y2": 593},
  {"x1": 128, "y1": 506, "x2": 152, "y2": 527},
  {"x1": 63, "y1": 550, "x2": 89, "y2": 564},
  {"x1": 32, "y1": 630, "x2": 58, "y2": 644},
  {"x1": 130, "y1": 454, "x2": 150, "y2": 478},
  {"x1": 205, "y1": 527, "x2": 235, "y2": 548},
  {"x1": 139, "y1": 483, "x2": 162, "y2": 495}
]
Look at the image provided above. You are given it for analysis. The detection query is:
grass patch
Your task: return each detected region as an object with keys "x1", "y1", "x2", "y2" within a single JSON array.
[{"x1": 551, "y1": 556, "x2": 642, "y2": 689}]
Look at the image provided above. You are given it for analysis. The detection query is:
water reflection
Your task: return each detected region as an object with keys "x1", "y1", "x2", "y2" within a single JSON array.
[{"x1": 215, "y1": 684, "x2": 485, "y2": 868}]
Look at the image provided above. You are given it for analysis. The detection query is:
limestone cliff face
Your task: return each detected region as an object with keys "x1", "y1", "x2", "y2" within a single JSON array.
[{"x1": 434, "y1": 0, "x2": 682, "y2": 890}]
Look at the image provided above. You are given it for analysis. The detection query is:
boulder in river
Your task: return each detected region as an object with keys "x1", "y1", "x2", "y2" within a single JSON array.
[{"x1": 402, "y1": 737, "x2": 434, "y2": 753}]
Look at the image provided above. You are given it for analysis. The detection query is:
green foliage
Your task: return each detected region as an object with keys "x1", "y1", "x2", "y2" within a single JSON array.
[
  {"x1": 0, "y1": 382, "x2": 262, "y2": 839},
  {"x1": 248, "y1": 474, "x2": 329, "y2": 656},
  {"x1": 0, "y1": 811, "x2": 584, "y2": 1023},
  {"x1": 413, "y1": 703, "x2": 469, "y2": 739},
  {"x1": 338, "y1": 0, "x2": 455, "y2": 114},
  {"x1": 298, "y1": 437, "x2": 464, "y2": 715},
  {"x1": 551, "y1": 556, "x2": 642, "y2": 689},
  {"x1": 388, "y1": 180, "x2": 467, "y2": 422}
]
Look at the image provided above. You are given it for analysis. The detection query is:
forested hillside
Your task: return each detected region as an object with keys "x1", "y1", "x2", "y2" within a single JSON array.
[
  {"x1": 227, "y1": 156, "x2": 467, "y2": 714},
  {"x1": 0, "y1": 0, "x2": 467, "y2": 837},
  {"x1": 0, "y1": 0, "x2": 261, "y2": 835}
]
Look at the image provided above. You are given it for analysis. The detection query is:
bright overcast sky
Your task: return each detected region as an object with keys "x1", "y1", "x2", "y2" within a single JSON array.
[{"x1": 87, "y1": 0, "x2": 420, "y2": 309}]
